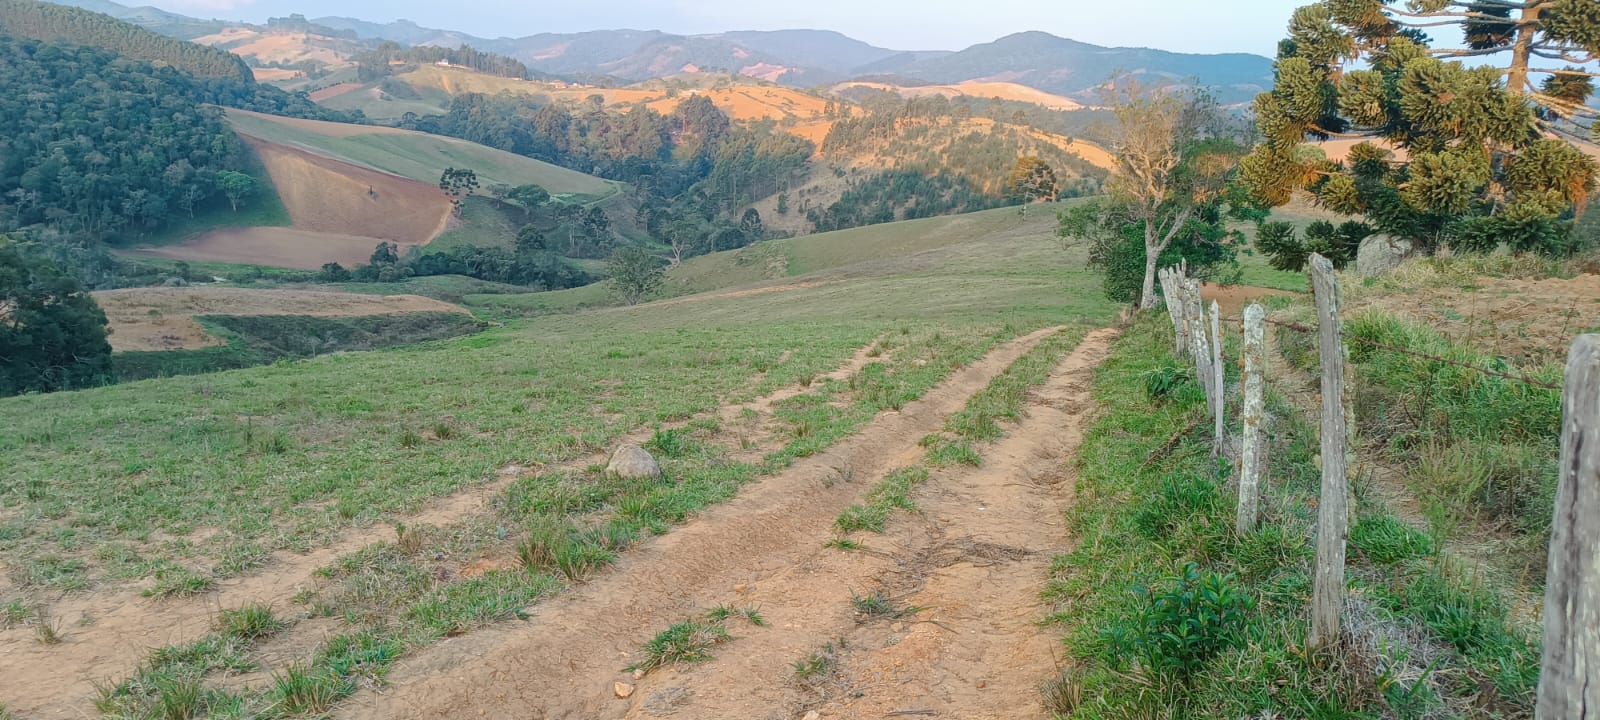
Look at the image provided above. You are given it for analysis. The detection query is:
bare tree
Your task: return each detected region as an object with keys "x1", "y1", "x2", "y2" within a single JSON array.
[{"x1": 1102, "y1": 79, "x2": 1239, "y2": 310}]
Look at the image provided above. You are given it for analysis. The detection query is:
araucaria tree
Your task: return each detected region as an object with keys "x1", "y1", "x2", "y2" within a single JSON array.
[
  {"x1": 1063, "y1": 81, "x2": 1245, "y2": 309},
  {"x1": 0, "y1": 240, "x2": 113, "y2": 396},
  {"x1": 1242, "y1": 0, "x2": 1600, "y2": 258}
]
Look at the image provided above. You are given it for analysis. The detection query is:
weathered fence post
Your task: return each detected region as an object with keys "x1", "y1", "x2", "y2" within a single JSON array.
[
  {"x1": 1210, "y1": 299, "x2": 1225, "y2": 456},
  {"x1": 1186, "y1": 280, "x2": 1217, "y2": 423},
  {"x1": 1160, "y1": 267, "x2": 1188, "y2": 356},
  {"x1": 1536, "y1": 335, "x2": 1600, "y2": 719},
  {"x1": 1236, "y1": 303, "x2": 1266, "y2": 534},
  {"x1": 1308, "y1": 253, "x2": 1348, "y2": 650}
]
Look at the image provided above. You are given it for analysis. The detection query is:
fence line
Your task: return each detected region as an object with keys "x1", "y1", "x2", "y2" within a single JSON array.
[
  {"x1": 1216, "y1": 316, "x2": 1564, "y2": 392},
  {"x1": 1154, "y1": 255, "x2": 1589, "y2": 670}
]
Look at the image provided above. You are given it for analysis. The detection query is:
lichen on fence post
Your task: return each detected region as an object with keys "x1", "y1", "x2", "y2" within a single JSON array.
[
  {"x1": 1237, "y1": 303, "x2": 1266, "y2": 534},
  {"x1": 1536, "y1": 334, "x2": 1600, "y2": 719},
  {"x1": 1307, "y1": 253, "x2": 1348, "y2": 650}
]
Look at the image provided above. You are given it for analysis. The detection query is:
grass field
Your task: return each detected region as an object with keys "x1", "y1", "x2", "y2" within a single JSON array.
[
  {"x1": 473, "y1": 201, "x2": 1089, "y2": 316},
  {"x1": 0, "y1": 201, "x2": 1118, "y2": 716},
  {"x1": 224, "y1": 109, "x2": 620, "y2": 201}
]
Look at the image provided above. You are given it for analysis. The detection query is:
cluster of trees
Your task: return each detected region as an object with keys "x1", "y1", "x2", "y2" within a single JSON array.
[
  {"x1": 401, "y1": 93, "x2": 802, "y2": 260},
  {"x1": 0, "y1": 23, "x2": 360, "y2": 289},
  {"x1": 0, "y1": 0, "x2": 252, "y2": 80},
  {"x1": 320, "y1": 239, "x2": 592, "y2": 290},
  {"x1": 0, "y1": 238, "x2": 112, "y2": 397},
  {"x1": 0, "y1": 36, "x2": 249, "y2": 238},
  {"x1": 809, "y1": 171, "x2": 1006, "y2": 232},
  {"x1": 356, "y1": 41, "x2": 530, "y2": 82},
  {"x1": 1241, "y1": 0, "x2": 1600, "y2": 261},
  {"x1": 401, "y1": 94, "x2": 813, "y2": 207}
]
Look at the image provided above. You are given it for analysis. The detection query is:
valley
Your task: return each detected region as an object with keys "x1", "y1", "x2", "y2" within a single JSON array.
[{"x1": 1, "y1": 0, "x2": 1597, "y2": 719}]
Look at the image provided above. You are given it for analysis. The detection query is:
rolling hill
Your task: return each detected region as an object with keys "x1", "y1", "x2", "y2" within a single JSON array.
[
  {"x1": 855, "y1": 31, "x2": 1274, "y2": 103},
  {"x1": 832, "y1": 80, "x2": 1086, "y2": 111},
  {"x1": 223, "y1": 109, "x2": 620, "y2": 199},
  {"x1": 295, "y1": 16, "x2": 1271, "y2": 100},
  {"x1": 125, "y1": 109, "x2": 622, "y2": 270},
  {"x1": 2, "y1": 0, "x2": 250, "y2": 79}
]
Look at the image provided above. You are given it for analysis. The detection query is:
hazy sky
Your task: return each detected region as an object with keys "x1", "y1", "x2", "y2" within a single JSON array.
[{"x1": 142, "y1": 0, "x2": 1307, "y2": 56}]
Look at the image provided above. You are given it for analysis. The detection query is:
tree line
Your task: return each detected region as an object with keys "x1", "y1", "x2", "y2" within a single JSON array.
[
  {"x1": 357, "y1": 41, "x2": 530, "y2": 82},
  {"x1": 0, "y1": 0, "x2": 252, "y2": 80}
]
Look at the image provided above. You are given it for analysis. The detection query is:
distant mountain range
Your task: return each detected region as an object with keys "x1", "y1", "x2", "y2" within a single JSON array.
[{"x1": 37, "y1": 0, "x2": 1274, "y2": 102}]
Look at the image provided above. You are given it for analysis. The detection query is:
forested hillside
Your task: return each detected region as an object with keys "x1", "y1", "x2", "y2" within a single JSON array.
[
  {"x1": 0, "y1": 0, "x2": 249, "y2": 79},
  {"x1": 0, "y1": 37, "x2": 246, "y2": 238}
]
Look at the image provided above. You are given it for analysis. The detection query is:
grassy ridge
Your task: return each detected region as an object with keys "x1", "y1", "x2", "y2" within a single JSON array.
[
  {"x1": 223, "y1": 109, "x2": 619, "y2": 200},
  {"x1": 1044, "y1": 319, "x2": 1539, "y2": 718}
]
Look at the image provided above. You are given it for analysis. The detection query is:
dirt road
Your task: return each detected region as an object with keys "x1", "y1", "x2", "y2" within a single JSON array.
[{"x1": 343, "y1": 326, "x2": 1116, "y2": 719}]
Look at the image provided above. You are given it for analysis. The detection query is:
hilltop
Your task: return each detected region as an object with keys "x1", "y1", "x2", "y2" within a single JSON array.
[{"x1": 49, "y1": 0, "x2": 1273, "y2": 101}]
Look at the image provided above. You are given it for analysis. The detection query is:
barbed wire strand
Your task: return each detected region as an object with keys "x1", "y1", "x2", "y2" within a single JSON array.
[{"x1": 1210, "y1": 314, "x2": 1562, "y2": 392}]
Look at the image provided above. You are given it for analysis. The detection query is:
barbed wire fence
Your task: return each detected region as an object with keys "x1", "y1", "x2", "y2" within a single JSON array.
[{"x1": 1156, "y1": 254, "x2": 1596, "y2": 713}]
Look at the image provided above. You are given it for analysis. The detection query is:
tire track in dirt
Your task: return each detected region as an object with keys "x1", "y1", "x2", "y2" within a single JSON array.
[
  {"x1": 339, "y1": 325, "x2": 1072, "y2": 720},
  {"x1": 0, "y1": 341, "x2": 874, "y2": 719},
  {"x1": 601, "y1": 327, "x2": 1117, "y2": 720}
]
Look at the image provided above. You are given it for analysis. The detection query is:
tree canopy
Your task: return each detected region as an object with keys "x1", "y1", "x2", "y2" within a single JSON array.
[
  {"x1": 0, "y1": 239, "x2": 112, "y2": 396},
  {"x1": 0, "y1": 0, "x2": 252, "y2": 80},
  {"x1": 607, "y1": 246, "x2": 665, "y2": 305},
  {"x1": 1241, "y1": 0, "x2": 1600, "y2": 258}
]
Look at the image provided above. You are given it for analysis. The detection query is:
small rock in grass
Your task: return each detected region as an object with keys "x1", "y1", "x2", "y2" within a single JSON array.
[
  {"x1": 606, "y1": 444, "x2": 661, "y2": 480},
  {"x1": 803, "y1": 712, "x2": 821, "y2": 720},
  {"x1": 614, "y1": 681, "x2": 635, "y2": 699}
]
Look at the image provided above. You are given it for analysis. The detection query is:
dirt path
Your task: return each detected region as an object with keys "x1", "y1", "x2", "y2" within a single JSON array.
[
  {"x1": 0, "y1": 340, "x2": 862, "y2": 719},
  {"x1": 341, "y1": 325, "x2": 1109, "y2": 720}
]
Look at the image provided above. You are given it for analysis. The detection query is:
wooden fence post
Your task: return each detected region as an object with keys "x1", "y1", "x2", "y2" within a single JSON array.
[
  {"x1": 1210, "y1": 299, "x2": 1225, "y2": 455},
  {"x1": 1308, "y1": 253, "x2": 1348, "y2": 650},
  {"x1": 1536, "y1": 335, "x2": 1600, "y2": 719},
  {"x1": 1160, "y1": 268, "x2": 1188, "y2": 356},
  {"x1": 1185, "y1": 280, "x2": 1216, "y2": 423},
  {"x1": 1237, "y1": 303, "x2": 1266, "y2": 534}
]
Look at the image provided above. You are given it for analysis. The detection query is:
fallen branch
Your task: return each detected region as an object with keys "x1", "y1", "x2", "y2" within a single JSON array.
[{"x1": 1137, "y1": 417, "x2": 1205, "y2": 471}]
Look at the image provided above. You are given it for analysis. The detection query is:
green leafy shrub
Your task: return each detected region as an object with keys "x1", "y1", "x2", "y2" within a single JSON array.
[
  {"x1": 1349, "y1": 515, "x2": 1435, "y2": 565},
  {"x1": 1101, "y1": 563, "x2": 1255, "y2": 679}
]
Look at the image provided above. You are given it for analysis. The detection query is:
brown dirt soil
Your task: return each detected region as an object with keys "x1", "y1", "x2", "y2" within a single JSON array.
[
  {"x1": 194, "y1": 29, "x2": 352, "y2": 66},
  {"x1": 834, "y1": 80, "x2": 1086, "y2": 112},
  {"x1": 243, "y1": 137, "x2": 453, "y2": 245},
  {"x1": 91, "y1": 287, "x2": 470, "y2": 352},
  {"x1": 1201, "y1": 283, "x2": 1298, "y2": 317},
  {"x1": 124, "y1": 227, "x2": 422, "y2": 270},
  {"x1": 1348, "y1": 272, "x2": 1600, "y2": 365},
  {"x1": 309, "y1": 82, "x2": 364, "y2": 101},
  {"x1": 647, "y1": 87, "x2": 831, "y2": 123},
  {"x1": 336, "y1": 325, "x2": 1107, "y2": 720},
  {"x1": 251, "y1": 67, "x2": 299, "y2": 82},
  {"x1": 0, "y1": 339, "x2": 877, "y2": 719}
]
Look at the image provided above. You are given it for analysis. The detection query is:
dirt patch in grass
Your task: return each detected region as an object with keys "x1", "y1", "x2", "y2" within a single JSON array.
[
  {"x1": 308, "y1": 82, "x2": 363, "y2": 101},
  {"x1": 242, "y1": 137, "x2": 452, "y2": 244},
  {"x1": 125, "y1": 227, "x2": 419, "y2": 270},
  {"x1": 250, "y1": 67, "x2": 299, "y2": 82},
  {"x1": 1201, "y1": 283, "x2": 1298, "y2": 317},
  {"x1": 1349, "y1": 271, "x2": 1600, "y2": 365},
  {"x1": 93, "y1": 287, "x2": 469, "y2": 351}
]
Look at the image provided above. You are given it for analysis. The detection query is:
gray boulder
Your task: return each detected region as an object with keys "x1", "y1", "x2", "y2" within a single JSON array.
[
  {"x1": 1355, "y1": 235, "x2": 1415, "y2": 277},
  {"x1": 606, "y1": 444, "x2": 661, "y2": 480}
]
